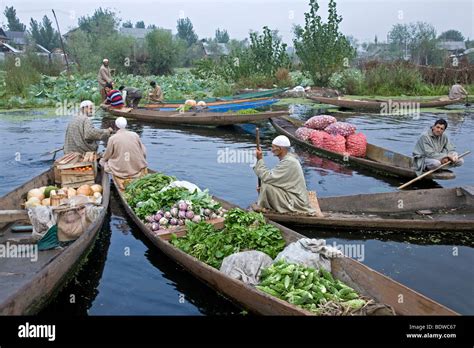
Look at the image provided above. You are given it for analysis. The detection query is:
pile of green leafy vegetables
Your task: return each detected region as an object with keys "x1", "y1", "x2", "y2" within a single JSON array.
[
  {"x1": 170, "y1": 208, "x2": 286, "y2": 269},
  {"x1": 124, "y1": 173, "x2": 221, "y2": 220},
  {"x1": 256, "y1": 260, "x2": 368, "y2": 314}
]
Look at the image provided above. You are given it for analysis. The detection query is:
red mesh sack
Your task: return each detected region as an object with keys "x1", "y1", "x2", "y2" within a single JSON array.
[
  {"x1": 304, "y1": 115, "x2": 337, "y2": 130},
  {"x1": 324, "y1": 122, "x2": 356, "y2": 137},
  {"x1": 346, "y1": 133, "x2": 367, "y2": 158},
  {"x1": 295, "y1": 127, "x2": 314, "y2": 141},
  {"x1": 322, "y1": 134, "x2": 346, "y2": 154},
  {"x1": 309, "y1": 130, "x2": 329, "y2": 148}
]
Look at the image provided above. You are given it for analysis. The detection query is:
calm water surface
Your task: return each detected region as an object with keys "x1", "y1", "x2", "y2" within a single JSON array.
[{"x1": 0, "y1": 106, "x2": 472, "y2": 315}]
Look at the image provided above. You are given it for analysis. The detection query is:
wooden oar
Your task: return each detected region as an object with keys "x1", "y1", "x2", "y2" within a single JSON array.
[
  {"x1": 398, "y1": 151, "x2": 471, "y2": 190},
  {"x1": 40, "y1": 146, "x2": 64, "y2": 160},
  {"x1": 256, "y1": 127, "x2": 262, "y2": 191}
]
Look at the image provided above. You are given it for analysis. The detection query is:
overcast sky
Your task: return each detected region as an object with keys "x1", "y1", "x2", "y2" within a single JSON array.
[{"x1": 3, "y1": 0, "x2": 474, "y2": 44}]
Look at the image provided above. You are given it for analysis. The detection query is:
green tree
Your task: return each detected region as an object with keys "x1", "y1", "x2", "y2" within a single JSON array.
[
  {"x1": 147, "y1": 24, "x2": 157, "y2": 29},
  {"x1": 4, "y1": 6, "x2": 26, "y2": 31},
  {"x1": 177, "y1": 17, "x2": 198, "y2": 46},
  {"x1": 122, "y1": 20, "x2": 133, "y2": 28},
  {"x1": 293, "y1": 0, "x2": 355, "y2": 86},
  {"x1": 146, "y1": 29, "x2": 180, "y2": 74},
  {"x1": 410, "y1": 22, "x2": 437, "y2": 65},
  {"x1": 135, "y1": 21, "x2": 145, "y2": 29},
  {"x1": 29, "y1": 16, "x2": 60, "y2": 51},
  {"x1": 248, "y1": 26, "x2": 290, "y2": 76},
  {"x1": 389, "y1": 22, "x2": 439, "y2": 64},
  {"x1": 438, "y1": 30, "x2": 465, "y2": 42},
  {"x1": 215, "y1": 28, "x2": 229, "y2": 43},
  {"x1": 78, "y1": 8, "x2": 119, "y2": 39}
]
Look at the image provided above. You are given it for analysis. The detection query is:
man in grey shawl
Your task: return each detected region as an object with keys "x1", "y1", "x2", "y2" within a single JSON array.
[
  {"x1": 253, "y1": 135, "x2": 321, "y2": 215},
  {"x1": 413, "y1": 118, "x2": 464, "y2": 176}
]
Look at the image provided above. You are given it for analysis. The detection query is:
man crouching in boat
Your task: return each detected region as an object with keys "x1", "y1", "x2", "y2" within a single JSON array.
[
  {"x1": 64, "y1": 100, "x2": 113, "y2": 154},
  {"x1": 252, "y1": 135, "x2": 323, "y2": 216},
  {"x1": 413, "y1": 118, "x2": 464, "y2": 175},
  {"x1": 99, "y1": 117, "x2": 148, "y2": 190}
]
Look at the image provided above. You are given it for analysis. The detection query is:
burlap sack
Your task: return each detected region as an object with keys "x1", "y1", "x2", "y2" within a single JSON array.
[{"x1": 55, "y1": 204, "x2": 90, "y2": 242}]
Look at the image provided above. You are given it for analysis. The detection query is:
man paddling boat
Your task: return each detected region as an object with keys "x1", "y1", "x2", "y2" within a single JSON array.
[
  {"x1": 99, "y1": 117, "x2": 148, "y2": 189},
  {"x1": 64, "y1": 100, "x2": 112, "y2": 154},
  {"x1": 253, "y1": 135, "x2": 322, "y2": 216},
  {"x1": 148, "y1": 81, "x2": 163, "y2": 102},
  {"x1": 448, "y1": 83, "x2": 468, "y2": 100},
  {"x1": 413, "y1": 118, "x2": 464, "y2": 176}
]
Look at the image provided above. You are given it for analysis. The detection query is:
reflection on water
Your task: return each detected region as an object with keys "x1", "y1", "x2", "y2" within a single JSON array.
[{"x1": 1, "y1": 106, "x2": 473, "y2": 314}]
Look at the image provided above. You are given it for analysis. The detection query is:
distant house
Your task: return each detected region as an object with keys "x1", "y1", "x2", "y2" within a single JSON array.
[
  {"x1": 119, "y1": 27, "x2": 155, "y2": 41},
  {"x1": 0, "y1": 28, "x2": 8, "y2": 43},
  {"x1": 5, "y1": 31, "x2": 27, "y2": 49},
  {"x1": 201, "y1": 42, "x2": 230, "y2": 57},
  {"x1": 437, "y1": 40, "x2": 466, "y2": 55}
]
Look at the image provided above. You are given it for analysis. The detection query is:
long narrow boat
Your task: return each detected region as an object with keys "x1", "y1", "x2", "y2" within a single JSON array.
[
  {"x1": 155, "y1": 87, "x2": 287, "y2": 105},
  {"x1": 308, "y1": 96, "x2": 462, "y2": 112},
  {"x1": 146, "y1": 97, "x2": 272, "y2": 109},
  {"x1": 101, "y1": 104, "x2": 288, "y2": 126},
  {"x1": 263, "y1": 186, "x2": 474, "y2": 232},
  {"x1": 0, "y1": 167, "x2": 110, "y2": 315},
  {"x1": 158, "y1": 98, "x2": 278, "y2": 112},
  {"x1": 270, "y1": 117, "x2": 455, "y2": 180},
  {"x1": 112, "y1": 173, "x2": 457, "y2": 315}
]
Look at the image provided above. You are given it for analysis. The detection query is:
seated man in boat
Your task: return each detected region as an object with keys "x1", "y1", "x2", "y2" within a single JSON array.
[
  {"x1": 118, "y1": 85, "x2": 143, "y2": 108},
  {"x1": 253, "y1": 135, "x2": 323, "y2": 216},
  {"x1": 148, "y1": 81, "x2": 163, "y2": 102},
  {"x1": 64, "y1": 100, "x2": 113, "y2": 154},
  {"x1": 448, "y1": 83, "x2": 468, "y2": 100},
  {"x1": 104, "y1": 83, "x2": 125, "y2": 108},
  {"x1": 100, "y1": 117, "x2": 148, "y2": 190},
  {"x1": 413, "y1": 118, "x2": 464, "y2": 175}
]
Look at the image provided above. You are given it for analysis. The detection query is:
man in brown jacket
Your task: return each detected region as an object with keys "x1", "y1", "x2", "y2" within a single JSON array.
[
  {"x1": 97, "y1": 58, "x2": 113, "y2": 102},
  {"x1": 100, "y1": 117, "x2": 148, "y2": 188}
]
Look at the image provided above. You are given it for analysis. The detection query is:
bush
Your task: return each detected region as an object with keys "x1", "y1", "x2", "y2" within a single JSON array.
[
  {"x1": 211, "y1": 80, "x2": 235, "y2": 97},
  {"x1": 4, "y1": 56, "x2": 41, "y2": 97},
  {"x1": 329, "y1": 68, "x2": 364, "y2": 94}
]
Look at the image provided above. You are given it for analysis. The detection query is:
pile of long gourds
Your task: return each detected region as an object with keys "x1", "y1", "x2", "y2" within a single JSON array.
[{"x1": 256, "y1": 260, "x2": 368, "y2": 315}]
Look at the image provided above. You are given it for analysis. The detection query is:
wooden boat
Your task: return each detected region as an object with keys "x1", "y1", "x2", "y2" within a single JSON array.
[
  {"x1": 145, "y1": 97, "x2": 272, "y2": 109},
  {"x1": 308, "y1": 95, "x2": 462, "y2": 112},
  {"x1": 263, "y1": 186, "x2": 474, "y2": 232},
  {"x1": 270, "y1": 117, "x2": 455, "y2": 180},
  {"x1": 101, "y1": 104, "x2": 288, "y2": 126},
  {"x1": 158, "y1": 98, "x2": 278, "y2": 112},
  {"x1": 0, "y1": 167, "x2": 110, "y2": 315},
  {"x1": 148, "y1": 87, "x2": 287, "y2": 106},
  {"x1": 112, "y1": 172, "x2": 457, "y2": 315}
]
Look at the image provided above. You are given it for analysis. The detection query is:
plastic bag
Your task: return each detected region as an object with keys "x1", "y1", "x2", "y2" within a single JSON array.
[
  {"x1": 274, "y1": 238, "x2": 343, "y2": 272},
  {"x1": 220, "y1": 250, "x2": 273, "y2": 285},
  {"x1": 160, "y1": 180, "x2": 201, "y2": 193}
]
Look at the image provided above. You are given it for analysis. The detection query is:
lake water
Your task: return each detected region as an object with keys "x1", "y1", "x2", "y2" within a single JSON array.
[{"x1": 0, "y1": 106, "x2": 472, "y2": 315}]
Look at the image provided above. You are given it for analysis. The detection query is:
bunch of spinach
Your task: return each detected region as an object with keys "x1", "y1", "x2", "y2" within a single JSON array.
[
  {"x1": 125, "y1": 173, "x2": 176, "y2": 209},
  {"x1": 170, "y1": 208, "x2": 286, "y2": 269}
]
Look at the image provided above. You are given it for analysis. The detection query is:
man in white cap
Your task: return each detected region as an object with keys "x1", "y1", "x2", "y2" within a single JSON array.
[
  {"x1": 253, "y1": 135, "x2": 321, "y2": 215},
  {"x1": 98, "y1": 58, "x2": 113, "y2": 102},
  {"x1": 100, "y1": 117, "x2": 148, "y2": 189},
  {"x1": 64, "y1": 100, "x2": 113, "y2": 154}
]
